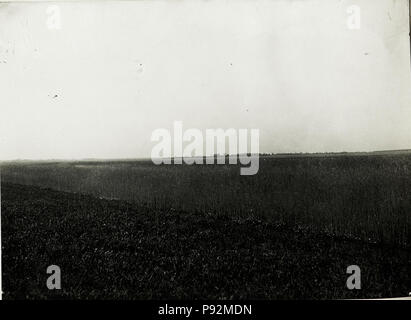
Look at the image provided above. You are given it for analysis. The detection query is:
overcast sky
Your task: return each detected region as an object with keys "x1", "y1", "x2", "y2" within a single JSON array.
[{"x1": 0, "y1": 0, "x2": 410, "y2": 160}]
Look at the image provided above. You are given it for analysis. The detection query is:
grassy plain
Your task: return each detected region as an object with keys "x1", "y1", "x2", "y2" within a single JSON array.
[
  {"x1": 1, "y1": 152, "x2": 411, "y2": 298},
  {"x1": 2, "y1": 183, "x2": 410, "y2": 299},
  {"x1": 2, "y1": 152, "x2": 411, "y2": 246}
]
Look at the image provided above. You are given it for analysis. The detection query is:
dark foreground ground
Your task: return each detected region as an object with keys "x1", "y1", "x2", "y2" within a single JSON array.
[{"x1": 2, "y1": 183, "x2": 410, "y2": 299}]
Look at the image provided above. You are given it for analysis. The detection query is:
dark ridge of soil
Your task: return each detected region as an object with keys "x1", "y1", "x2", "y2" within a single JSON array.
[{"x1": 2, "y1": 183, "x2": 410, "y2": 300}]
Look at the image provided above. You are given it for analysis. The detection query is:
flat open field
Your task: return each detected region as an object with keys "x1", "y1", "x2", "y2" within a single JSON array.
[
  {"x1": 1, "y1": 152, "x2": 411, "y2": 299},
  {"x1": 2, "y1": 183, "x2": 410, "y2": 299},
  {"x1": 2, "y1": 153, "x2": 411, "y2": 246}
]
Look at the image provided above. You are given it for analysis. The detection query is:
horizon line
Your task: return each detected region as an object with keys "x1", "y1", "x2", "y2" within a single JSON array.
[{"x1": 1, "y1": 148, "x2": 411, "y2": 163}]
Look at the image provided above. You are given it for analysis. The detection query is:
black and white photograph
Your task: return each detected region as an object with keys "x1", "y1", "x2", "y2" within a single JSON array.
[{"x1": 0, "y1": 0, "x2": 410, "y2": 308}]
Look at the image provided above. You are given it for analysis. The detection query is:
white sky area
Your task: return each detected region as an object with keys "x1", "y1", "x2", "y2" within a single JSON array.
[{"x1": 0, "y1": 0, "x2": 410, "y2": 160}]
